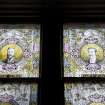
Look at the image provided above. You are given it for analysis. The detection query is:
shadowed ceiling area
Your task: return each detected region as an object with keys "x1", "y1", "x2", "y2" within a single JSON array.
[{"x1": 0, "y1": 0, "x2": 105, "y2": 22}]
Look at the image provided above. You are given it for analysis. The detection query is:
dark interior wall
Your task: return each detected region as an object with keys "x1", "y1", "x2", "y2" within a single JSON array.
[
  {"x1": 0, "y1": 0, "x2": 42, "y2": 23},
  {"x1": 57, "y1": 0, "x2": 105, "y2": 22}
]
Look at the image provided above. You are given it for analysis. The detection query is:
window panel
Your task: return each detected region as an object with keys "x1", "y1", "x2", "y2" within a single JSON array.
[
  {"x1": 63, "y1": 24, "x2": 105, "y2": 77},
  {"x1": 0, "y1": 24, "x2": 40, "y2": 77},
  {"x1": 0, "y1": 82, "x2": 37, "y2": 105},
  {"x1": 64, "y1": 83, "x2": 105, "y2": 105}
]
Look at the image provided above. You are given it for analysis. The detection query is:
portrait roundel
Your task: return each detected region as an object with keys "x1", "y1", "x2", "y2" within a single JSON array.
[
  {"x1": 0, "y1": 103, "x2": 13, "y2": 105},
  {"x1": 80, "y1": 44, "x2": 104, "y2": 62},
  {"x1": 0, "y1": 44, "x2": 23, "y2": 64},
  {"x1": 89, "y1": 103, "x2": 105, "y2": 105},
  {"x1": 0, "y1": 102, "x2": 18, "y2": 105}
]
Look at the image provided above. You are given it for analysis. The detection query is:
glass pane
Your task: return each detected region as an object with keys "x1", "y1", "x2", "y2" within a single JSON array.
[
  {"x1": 64, "y1": 83, "x2": 105, "y2": 105},
  {"x1": 63, "y1": 24, "x2": 105, "y2": 77},
  {"x1": 0, "y1": 24, "x2": 40, "y2": 77},
  {"x1": 0, "y1": 83, "x2": 37, "y2": 105}
]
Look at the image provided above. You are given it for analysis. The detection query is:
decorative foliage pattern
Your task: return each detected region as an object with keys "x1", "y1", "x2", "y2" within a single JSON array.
[
  {"x1": 0, "y1": 83, "x2": 37, "y2": 105},
  {"x1": 0, "y1": 24, "x2": 40, "y2": 77},
  {"x1": 64, "y1": 83, "x2": 105, "y2": 105},
  {"x1": 63, "y1": 24, "x2": 105, "y2": 77}
]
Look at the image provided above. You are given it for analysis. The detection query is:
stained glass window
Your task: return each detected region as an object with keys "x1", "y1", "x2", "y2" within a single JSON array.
[
  {"x1": 0, "y1": 83, "x2": 37, "y2": 105},
  {"x1": 64, "y1": 83, "x2": 105, "y2": 105},
  {"x1": 0, "y1": 24, "x2": 40, "y2": 77},
  {"x1": 63, "y1": 24, "x2": 105, "y2": 77}
]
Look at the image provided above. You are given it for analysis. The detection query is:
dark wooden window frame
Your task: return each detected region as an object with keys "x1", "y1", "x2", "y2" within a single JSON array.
[{"x1": 0, "y1": 0, "x2": 105, "y2": 105}]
